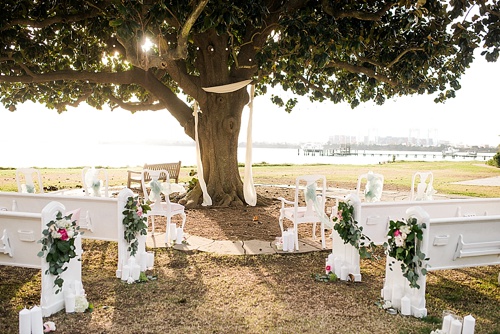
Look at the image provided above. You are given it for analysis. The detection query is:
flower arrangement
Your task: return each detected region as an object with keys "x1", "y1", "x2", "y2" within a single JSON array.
[
  {"x1": 122, "y1": 196, "x2": 151, "y2": 256},
  {"x1": 331, "y1": 200, "x2": 374, "y2": 259},
  {"x1": 74, "y1": 295, "x2": 90, "y2": 313},
  {"x1": 384, "y1": 217, "x2": 428, "y2": 289},
  {"x1": 37, "y1": 211, "x2": 80, "y2": 294}
]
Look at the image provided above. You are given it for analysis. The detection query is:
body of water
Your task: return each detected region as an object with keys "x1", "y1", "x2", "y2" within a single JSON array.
[{"x1": 1, "y1": 143, "x2": 494, "y2": 168}]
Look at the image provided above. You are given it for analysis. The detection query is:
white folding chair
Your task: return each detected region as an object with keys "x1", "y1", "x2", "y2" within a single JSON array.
[
  {"x1": 277, "y1": 175, "x2": 329, "y2": 250},
  {"x1": 141, "y1": 169, "x2": 186, "y2": 244},
  {"x1": 82, "y1": 167, "x2": 109, "y2": 197},
  {"x1": 410, "y1": 171, "x2": 436, "y2": 201},
  {"x1": 356, "y1": 171, "x2": 384, "y2": 202},
  {"x1": 16, "y1": 168, "x2": 44, "y2": 193}
]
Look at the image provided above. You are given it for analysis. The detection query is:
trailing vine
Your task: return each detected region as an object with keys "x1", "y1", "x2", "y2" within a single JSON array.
[
  {"x1": 331, "y1": 200, "x2": 375, "y2": 259},
  {"x1": 384, "y1": 217, "x2": 428, "y2": 289},
  {"x1": 122, "y1": 196, "x2": 151, "y2": 256}
]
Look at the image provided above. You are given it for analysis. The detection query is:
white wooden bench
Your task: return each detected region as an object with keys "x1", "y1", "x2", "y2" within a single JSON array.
[
  {"x1": 330, "y1": 195, "x2": 500, "y2": 282},
  {"x1": 0, "y1": 188, "x2": 148, "y2": 316},
  {"x1": 382, "y1": 206, "x2": 500, "y2": 317},
  {"x1": 127, "y1": 161, "x2": 181, "y2": 194}
]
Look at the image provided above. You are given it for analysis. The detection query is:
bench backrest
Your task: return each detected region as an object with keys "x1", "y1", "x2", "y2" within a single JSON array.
[
  {"x1": 354, "y1": 197, "x2": 500, "y2": 245},
  {"x1": 143, "y1": 161, "x2": 181, "y2": 183},
  {"x1": 424, "y1": 214, "x2": 500, "y2": 271}
]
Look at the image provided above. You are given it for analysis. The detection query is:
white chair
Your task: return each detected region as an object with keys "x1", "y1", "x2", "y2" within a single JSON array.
[
  {"x1": 82, "y1": 167, "x2": 109, "y2": 197},
  {"x1": 141, "y1": 169, "x2": 186, "y2": 244},
  {"x1": 356, "y1": 171, "x2": 384, "y2": 202},
  {"x1": 410, "y1": 171, "x2": 436, "y2": 201},
  {"x1": 16, "y1": 168, "x2": 44, "y2": 193},
  {"x1": 277, "y1": 175, "x2": 329, "y2": 251}
]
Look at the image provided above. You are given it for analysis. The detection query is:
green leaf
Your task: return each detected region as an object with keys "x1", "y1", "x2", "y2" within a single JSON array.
[{"x1": 109, "y1": 19, "x2": 124, "y2": 27}]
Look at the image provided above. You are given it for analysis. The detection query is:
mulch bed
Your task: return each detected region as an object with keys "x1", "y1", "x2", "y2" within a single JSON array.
[{"x1": 154, "y1": 185, "x2": 336, "y2": 242}]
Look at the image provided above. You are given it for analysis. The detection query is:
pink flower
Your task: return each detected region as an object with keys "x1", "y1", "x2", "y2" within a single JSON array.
[
  {"x1": 336, "y1": 210, "x2": 343, "y2": 220},
  {"x1": 325, "y1": 265, "x2": 331, "y2": 272},
  {"x1": 137, "y1": 206, "x2": 143, "y2": 217},
  {"x1": 58, "y1": 228, "x2": 69, "y2": 241},
  {"x1": 394, "y1": 229, "x2": 401, "y2": 237}
]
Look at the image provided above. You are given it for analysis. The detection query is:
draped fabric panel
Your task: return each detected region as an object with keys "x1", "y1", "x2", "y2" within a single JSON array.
[
  {"x1": 193, "y1": 102, "x2": 212, "y2": 206},
  {"x1": 243, "y1": 84, "x2": 257, "y2": 206}
]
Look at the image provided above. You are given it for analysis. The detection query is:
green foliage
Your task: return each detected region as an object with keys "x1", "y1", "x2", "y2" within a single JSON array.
[
  {"x1": 488, "y1": 152, "x2": 500, "y2": 167},
  {"x1": 384, "y1": 217, "x2": 428, "y2": 289},
  {"x1": 0, "y1": 1, "x2": 498, "y2": 113},
  {"x1": 37, "y1": 211, "x2": 80, "y2": 293},
  {"x1": 122, "y1": 196, "x2": 151, "y2": 257},
  {"x1": 332, "y1": 200, "x2": 375, "y2": 259},
  {"x1": 187, "y1": 169, "x2": 198, "y2": 192}
]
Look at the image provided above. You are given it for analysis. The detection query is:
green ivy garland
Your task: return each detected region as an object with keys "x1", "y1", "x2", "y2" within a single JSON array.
[
  {"x1": 331, "y1": 200, "x2": 375, "y2": 259},
  {"x1": 122, "y1": 196, "x2": 151, "y2": 256},
  {"x1": 38, "y1": 211, "x2": 80, "y2": 294},
  {"x1": 384, "y1": 217, "x2": 428, "y2": 289}
]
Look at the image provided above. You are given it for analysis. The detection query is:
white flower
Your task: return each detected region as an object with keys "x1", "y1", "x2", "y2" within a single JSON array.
[
  {"x1": 382, "y1": 300, "x2": 392, "y2": 309},
  {"x1": 51, "y1": 230, "x2": 62, "y2": 239},
  {"x1": 74, "y1": 295, "x2": 89, "y2": 313},
  {"x1": 127, "y1": 276, "x2": 135, "y2": 284},
  {"x1": 401, "y1": 232, "x2": 407, "y2": 241},
  {"x1": 400, "y1": 225, "x2": 411, "y2": 235},
  {"x1": 395, "y1": 235, "x2": 405, "y2": 247},
  {"x1": 66, "y1": 230, "x2": 74, "y2": 239}
]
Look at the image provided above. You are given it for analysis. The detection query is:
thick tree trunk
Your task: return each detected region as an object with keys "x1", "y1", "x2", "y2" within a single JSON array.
[{"x1": 181, "y1": 88, "x2": 249, "y2": 208}]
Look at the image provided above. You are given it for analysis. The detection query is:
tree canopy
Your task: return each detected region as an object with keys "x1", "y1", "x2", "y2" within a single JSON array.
[{"x1": 1, "y1": 0, "x2": 499, "y2": 206}]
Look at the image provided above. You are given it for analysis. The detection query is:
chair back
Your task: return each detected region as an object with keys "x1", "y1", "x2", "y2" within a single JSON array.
[
  {"x1": 141, "y1": 169, "x2": 172, "y2": 211},
  {"x1": 82, "y1": 167, "x2": 109, "y2": 197},
  {"x1": 294, "y1": 175, "x2": 327, "y2": 217},
  {"x1": 410, "y1": 171, "x2": 434, "y2": 201},
  {"x1": 356, "y1": 171, "x2": 384, "y2": 202},
  {"x1": 16, "y1": 168, "x2": 44, "y2": 193},
  {"x1": 142, "y1": 162, "x2": 181, "y2": 183}
]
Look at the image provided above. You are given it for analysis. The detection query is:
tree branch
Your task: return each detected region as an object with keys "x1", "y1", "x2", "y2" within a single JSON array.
[
  {"x1": 325, "y1": 60, "x2": 397, "y2": 87},
  {"x1": 2, "y1": 8, "x2": 102, "y2": 31},
  {"x1": 357, "y1": 47, "x2": 425, "y2": 69},
  {"x1": 296, "y1": 74, "x2": 334, "y2": 99},
  {"x1": 321, "y1": 0, "x2": 396, "y2": 21},
  {"x1": 0, "y1": 68, "x2": 140, "y2": 84},
  {"x1": 139, "y1": 0, "x2": 209, "y2": 69},
  {"x1": 53, "y1": 91, "x2": 92, "y2": 112},
  {"x1": 108, "y1": 95, "x2": 165, "y2": 113}
]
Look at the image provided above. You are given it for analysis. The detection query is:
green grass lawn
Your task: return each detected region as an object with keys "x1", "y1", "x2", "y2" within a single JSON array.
[{"x1": 0, "y1": 161, "x2": 499, "y2": 333}]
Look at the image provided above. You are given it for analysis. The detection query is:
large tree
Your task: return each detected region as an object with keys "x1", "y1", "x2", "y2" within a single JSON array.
[{"x1": 1, "y1": 0, "x2": 498, "y2": 207}]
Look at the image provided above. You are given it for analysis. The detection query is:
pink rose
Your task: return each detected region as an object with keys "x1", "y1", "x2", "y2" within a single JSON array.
[
  {"x1": 58, "y1": 228, "x2": 69, "y2": 241},
  {"x1": 325, "y1": 265, "x2": 331, "y2": 273},
  {"x1": 394, "y1": 229, "x2": 401, "y2": 237},
  {"x1": 137, "y1": 206, "x2": 143, "y2": 217}
]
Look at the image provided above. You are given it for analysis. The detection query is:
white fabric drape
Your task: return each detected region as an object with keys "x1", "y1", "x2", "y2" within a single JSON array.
[
  {"x1": 243, "y1": 84, "x2": 257, "y2": 206},
  {"x1": 193, "y1": 102, "x2": 212, "y2": 206},
  {"x1": 202, "y1": 79, "x2": 252, "y2": 93}
]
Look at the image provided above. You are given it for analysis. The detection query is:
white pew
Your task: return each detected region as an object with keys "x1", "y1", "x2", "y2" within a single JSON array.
[
  {"x1": 330, "y1": 195, "x2": 500, "y2": 282},
  {"x1": 382, "y1": 206, "x2": 500, "y2": 317},
  {"x1": 0, "y1": 188, "x2": 145, "y2": 279}
]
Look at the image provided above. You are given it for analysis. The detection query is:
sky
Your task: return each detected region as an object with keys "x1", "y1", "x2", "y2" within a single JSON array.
[{"x1": 0, "y1": 55, "x2": 499, "y2": 148}]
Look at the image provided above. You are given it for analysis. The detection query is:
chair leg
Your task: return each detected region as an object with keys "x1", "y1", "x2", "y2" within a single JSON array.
[
  {"x1": 150, "y1": 215, "x2": 156, "y2": 236},
  {"x1": 278, "y1": 212, "x2": 284, "y2": 234},
  {"x1": 294, "y1": 222, "x2": 299, "y2": 251},
  {"x1": 320, "y1": 223, "x2": 326, "y2": 249},
  {"x1": 165, "y1": 216, "x2": 172, "y2": 245},
  {"x1": 180, "y1": 212, "x2": 187, "y2": 230},
  {"x1": 312, "y1": 222, "x2": 317, "y2": 240}
]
